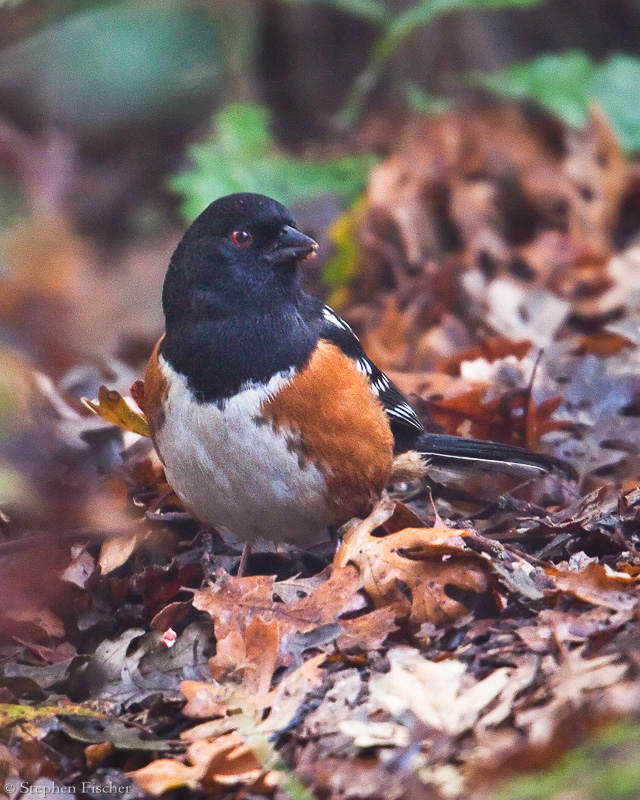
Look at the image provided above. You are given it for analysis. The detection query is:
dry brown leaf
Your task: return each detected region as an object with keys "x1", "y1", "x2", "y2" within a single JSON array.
[
  {"x1": 182, "y1": 653, "x2": 326, "y2": 737},
  {"x1": 209, "y1": 615, "x2": 279, "y2": 696},
  {"x1": 192, "y1": 565, "x2": 363, "y2": 643},
  {"x1": 436, "y1": 337, "x2": 532, "y2": 376},
  {"x1": 99, "y1": 530, "x2": 152, "y2": 574},
  {"x1": 180, "y1": 680, "x2": 234, "y2": 719},
  {"x1": 128, "y1": 758, "x2": 202, "y2": 795},
  {"x1": 563, "y1": 107, "x2": 628, "y2": 260},
  {"x1": 337, "y1": 603, "x2": 407, "y2": 652},
  {"x1": 84, "y1": 742, "x2": 115, "y2": 770},
  {"x1": 260, "y1": 653, "x2": 327, "y2": 734},
  {"x1": 191, "y1": 573, "x2": 276, "y2": 640},
  {"x1": 358, "y1": 297, "x2": 418, "y2": 371},
  {"x1": 368, "y1": 646, "x2": 510, "y2": 735},
  {"x1": 422, "y1": 379, "x2": 569, "y2": 445},
  {"x1": 187, "y1": 732, "x2": 266, "y2": 792},
  {"x1": 517, "y1": 647, "x2": 628, "y2": 749},
  {"x1": 546, "y1": 562, "x2": 639, "y2": 611},
  {"x1": 335, "y1": 503, "x2": 490, "y2": 625}
]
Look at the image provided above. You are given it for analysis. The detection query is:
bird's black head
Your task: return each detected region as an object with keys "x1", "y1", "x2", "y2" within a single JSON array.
[{"x1": 162, "y1": 193, "x2": 318, "y2": 324}]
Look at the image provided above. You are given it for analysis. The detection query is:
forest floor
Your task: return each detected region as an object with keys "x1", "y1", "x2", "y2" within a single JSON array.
[{"x1": 2, "y1": 104, "x2": 640, "y2": 800}]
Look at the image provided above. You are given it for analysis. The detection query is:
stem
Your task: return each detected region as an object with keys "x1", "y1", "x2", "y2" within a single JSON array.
[{"x1": 338, "y1": 0, "x2": 463, "y2": 126}]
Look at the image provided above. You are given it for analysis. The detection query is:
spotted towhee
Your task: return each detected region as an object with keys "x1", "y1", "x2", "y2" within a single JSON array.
[{"x1": 145, "y1": 193, "x2": 569, "y2": 547}]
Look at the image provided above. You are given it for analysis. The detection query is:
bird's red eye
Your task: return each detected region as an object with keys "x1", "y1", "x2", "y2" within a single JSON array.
[{"x1": 231, "y1": 230, "x2": 252, "y2": 247}]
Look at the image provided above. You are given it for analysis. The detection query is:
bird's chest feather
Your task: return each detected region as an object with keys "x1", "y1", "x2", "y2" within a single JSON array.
[{"x1": 151, "y1": 356, "x2": 332, "y2": 544}]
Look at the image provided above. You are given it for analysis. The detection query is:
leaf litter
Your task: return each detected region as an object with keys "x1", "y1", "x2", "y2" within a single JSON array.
[{"x1": 3, "y1": 104, "x2": 640, "y2": 798}]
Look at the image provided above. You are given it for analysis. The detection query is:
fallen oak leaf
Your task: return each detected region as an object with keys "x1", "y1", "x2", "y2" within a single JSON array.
[
  {"x1": 209, "y1": 615, "x2": 279, "y2": 697},
  {"x1": 134, "y1": 730, "x2": 305, "y2": 798},
  {"x1": 181, "y1": 611, "x2": 326, "y2": 734},
  {"x1": 368, "y1": 646, "x2": 510, "y2": 736},
  {"x1": 191, "y1": 565, "x2": 363, "y2": 643},
  {"x1": 337, "y1": 602, "x2": 408, "y2": 653},
  {"x1": 181, "y1": 680, "x2": 235, "y2": 719},
  {"x1": 424, "y1": 383, "x2": 570, "y2": 444},
  {"x1": 175, "y1": 659, "x2": 326, "y2": 794},
  {"x1": 259, "y1": 653, "x2": 326, "y2": 735},
  {"x1": 186, "y1": 566, "x2": 370, "y2": 735},
  {"x1": 84, "y1": 741, "x2": 115, "y2": 770},
  {"x1": 516, "y1": 647, "x2": 629, "y2": 750},
  {"x1": 545, "y1": 562, "x2": 639, "y2": 611},
  {"x1": 182, "y1": 649, "x2": 326, "y2": 733},
  {"x1": 191, "y1": 573, "x2": 276, "y2": 641},
  {"x1": 436, "y1": 337, "x2": 533, "y2": 375},
  {"x1": 335, "y1": 504, "x2": 493, "y2": 625},
  {"x1": 82, "y1": 385, "x2": 150, "y2": 437}
]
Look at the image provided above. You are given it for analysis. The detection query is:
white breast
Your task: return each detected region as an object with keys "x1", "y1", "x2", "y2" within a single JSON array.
[{"x1": 154, "y1": 356, "x2": 333, "y2": 546}]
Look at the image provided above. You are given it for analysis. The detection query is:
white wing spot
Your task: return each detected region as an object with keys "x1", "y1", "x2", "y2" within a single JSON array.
[
  {"x1": 323, "y1": 306, "x2": 359, "y2": 339},
  {"x1": 388, "y1": 403, "x2": 422, "y2": 427}
]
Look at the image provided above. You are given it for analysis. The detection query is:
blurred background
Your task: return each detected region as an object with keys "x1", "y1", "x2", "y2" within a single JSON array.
[{"x1": 1, "y1": 0, "x2": 640, "y2": 530}]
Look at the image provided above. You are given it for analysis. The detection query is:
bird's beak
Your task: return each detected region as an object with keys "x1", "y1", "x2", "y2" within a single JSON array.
[{"x1": 266, "y1": 225, "x2": 318, "y2": 266}]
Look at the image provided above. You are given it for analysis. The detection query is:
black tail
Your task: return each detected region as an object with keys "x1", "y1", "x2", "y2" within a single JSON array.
[{"x1": 416, "y1": 433, "x2": 576, "y2": 479}]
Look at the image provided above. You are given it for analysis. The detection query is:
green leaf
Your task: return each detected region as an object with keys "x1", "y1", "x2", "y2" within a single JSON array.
[
  {"x1": 470, "y1": 51, "x2": 595, "y2": 128},
  {"x1": 469, "y1": 51, "x2": 640, "y2": 151},
  {"x1": 170, "y1": 103, "x2": 376, "y2": 220},
  {"x1": 405, "y1": 84, "x2": 452, "y2": 114},
  {"x1": 592, "y1": 55, "x2": 640, "y2": 152}
]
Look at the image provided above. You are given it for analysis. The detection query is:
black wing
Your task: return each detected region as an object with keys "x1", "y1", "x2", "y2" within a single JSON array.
[{"x1": 316, "y1": 304, "x2": 424, "y2": 450}]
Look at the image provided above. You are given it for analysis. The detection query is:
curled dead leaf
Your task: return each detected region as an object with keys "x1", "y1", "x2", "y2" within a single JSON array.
[
  {"x1": 128, "y1": 758, "x2": 202, "y2": 795},
  {"x1": 82, "y1": 385, "x2": 150, "y2": 437},
  {"x1": 99, "y1": 530, "x2": 152, "y2": 574},
  {"x1": 546, "y1": 562, "x2": 639, "y2": 611}
]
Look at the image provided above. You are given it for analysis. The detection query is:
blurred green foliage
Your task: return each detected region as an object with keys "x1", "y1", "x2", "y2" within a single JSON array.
[
  {"x1": 470, "y1": 51, "x2": 595, "y2": 127},
  {"x1": 470, "y1": 52, "x2": 640, "y2": 151},
  {"x1": 405, "y1": 84, "x2": 452, "y2": 114},
  {"x1": 335, "y1": 0, "x2": 544, "y2": 125},
  {"x1": 494, "y1": 720, "x2": 640, "y2": 800},
  {"x1": 592, "y1": 56, "x2": 640, "y2": 152},
  {"x1": 170, "y1": 103, "x2": 376, "y2": 220},
  {"x1": 0, "y1": 1, "x2": 222, "y2": 132}
]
